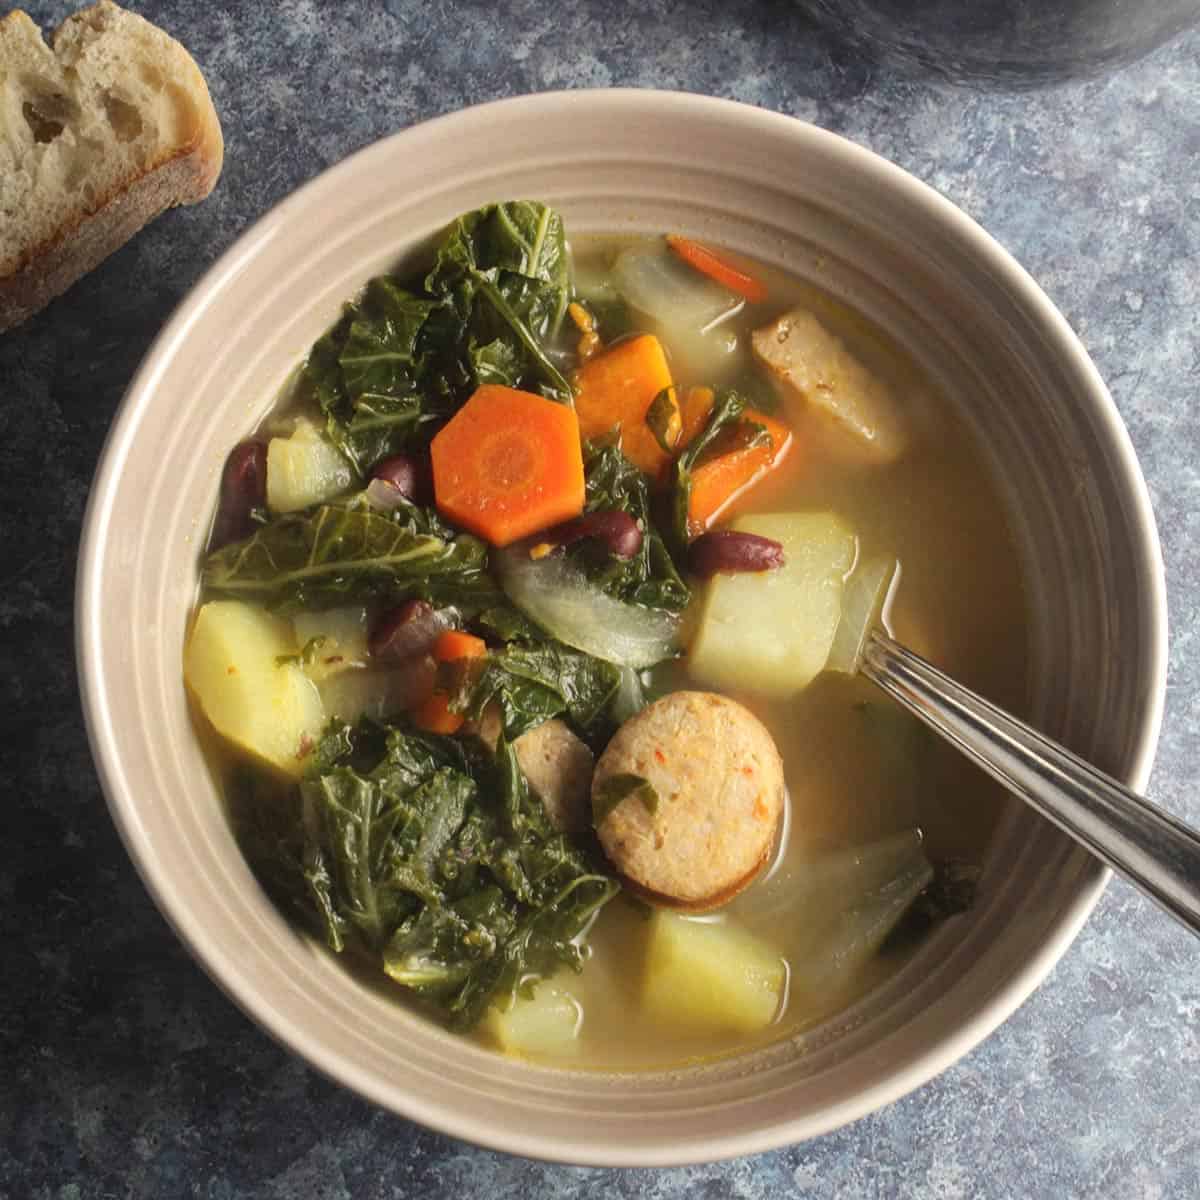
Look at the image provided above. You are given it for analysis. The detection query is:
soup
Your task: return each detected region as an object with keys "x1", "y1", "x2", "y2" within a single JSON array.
[{"x1": 182, "y1": 202, "x2": 1029, "y2": 1070}]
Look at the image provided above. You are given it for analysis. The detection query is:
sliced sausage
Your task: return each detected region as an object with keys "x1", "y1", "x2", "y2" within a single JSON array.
[
  {"x1": 514, "y1": 719, "x2": 594, "y2": 834},
  {"x1": 593, "y1": 691, "x2": 785, "y2": 911},
  {"x1": 467, "y1": 707, "x2": 594, "y2": 833}
]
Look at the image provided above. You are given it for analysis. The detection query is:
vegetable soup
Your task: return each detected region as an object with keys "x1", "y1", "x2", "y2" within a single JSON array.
[{"x1": 184, "y1": 203, "x2": 1028, "y2": 1070}]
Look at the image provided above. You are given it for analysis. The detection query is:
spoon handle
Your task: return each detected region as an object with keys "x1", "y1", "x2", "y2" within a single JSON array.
[{"x1": 860, "y1": 629, "x2": 1200, "y2": 937}]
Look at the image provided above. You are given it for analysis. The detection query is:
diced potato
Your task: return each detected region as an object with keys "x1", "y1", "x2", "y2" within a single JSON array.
[
  {"x1": 266, "y1": 419, "x2": 355, "y2": 513},
  {"x1": 184, "y1": 600, "x2": 325, "y2": 777},
  {"x1": 752, "y1": 308, "x2": 908, "y2": 464},
  {"x1": 483, "y1": 983, "x2": 583, "y2": 1059},
  {"x1": 688, "y1": 512, "x2": 856, "y2": 697},
  {"x1": 292, "y1": 606, "x2": 370, "y2": 682},
  {"x1": 317, "y1": 660, "x2": 435, "y2": 724},
  {"x1": 643, "y1": 911, "x2": 785, "y2": 1036}
]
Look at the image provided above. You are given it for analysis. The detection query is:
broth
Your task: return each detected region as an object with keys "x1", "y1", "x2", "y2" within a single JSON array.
[
  {"x1": 192, "y1": 218, "x2": 1029, "y2": 1073},
  {"x1": 479, "y1": 243, "x2": 1029, "y2": 1069}
]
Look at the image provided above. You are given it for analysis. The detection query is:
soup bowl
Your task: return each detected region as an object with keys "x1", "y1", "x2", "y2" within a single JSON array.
[{"x1": 76, "y1": 90, "x2": 1166, "y2": 1165}]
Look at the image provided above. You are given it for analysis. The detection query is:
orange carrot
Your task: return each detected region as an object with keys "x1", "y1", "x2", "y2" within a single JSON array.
[
  {"x1": 430, "y1": 384, "x2": 585, "y2": 547},
  {"x1": 433, "y1": 630, "x2": 488, "y2": 663},
  {"x1": 666, "y1": 235, "x2": 768, "y2": 304},
  {"x1": 572, "y1": 334, "x2": 678, "y2": 479},
  {"x1": 412, "y1": 691, "x2": 464, "y2": 735},
  {"x1": 678, "y1": 385, "x2": 715, "y2": 449},
  {"x1": 688, "y1": 409, "x2": 794, "y2": 536}
]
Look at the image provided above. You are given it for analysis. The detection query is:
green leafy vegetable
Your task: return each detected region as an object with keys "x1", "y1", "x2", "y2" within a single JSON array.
[
  {"x1": 424, "y1": 202, "x2": 574, "y2": 402},
  {"x1": 202, "y1": 501, "x2": 492, "y2": 615},
  {"x1": 668, "y1": 387, "x2": 755, "y2": 553},
  {"x1": 882, "y1": 859, "x2": 981, "y2": 953},
  {"x1": 593, "y1": 773, "x2": 659, "y2": 826},
  {"x1": 275, "y1": 635, "x2": 328, "y2": 668},
  {"x1": 644, "y1": 387, "x2": 679, "y2": 455},
  {"x1": 453, "y1": 642, "x2": 621, "y2": 741},
  {"x1": 296, "y1": 202, "x2": 576, "y2": 479},
  {"x1": 302, "y1": 279, "x2": 440, "y2": 474},
  {"x1": 576, "y1": 438, "x2": 690, "y2": 614},
  {"x1": 239, "y1": 718, "x2": 618, "y2": 1028}
]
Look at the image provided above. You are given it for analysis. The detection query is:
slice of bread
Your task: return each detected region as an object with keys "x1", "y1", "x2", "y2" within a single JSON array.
[{"x1": 0, "y1": 1, "x2": 223, "y2": 331}]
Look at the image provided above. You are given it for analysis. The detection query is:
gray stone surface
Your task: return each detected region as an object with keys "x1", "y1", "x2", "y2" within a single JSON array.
[{"x1": 2, "y1": 1, "x2": 1198, "y2": 1196}]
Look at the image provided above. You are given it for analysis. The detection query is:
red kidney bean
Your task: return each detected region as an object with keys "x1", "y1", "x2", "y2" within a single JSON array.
[
  {"x1": 388, "y1": 653, "x2": 439, "y2": 711},
  {"x1": 370, "y1": 453, "x2": 430, "y2": 504},
  {"x1": 210, "y1": 440, "x2": 268, "y2": 550},
  {"x1": 368, "y1": 600, "x2": 455, "y2": 661},
  {"x1": 688, "y1": 530, "x2": 786, "y2": 579},
  {"x1": 544, "y1": 511, "x2": 643, "y2": 560}
]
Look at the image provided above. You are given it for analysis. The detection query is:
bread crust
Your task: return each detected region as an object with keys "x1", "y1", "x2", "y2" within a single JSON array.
[{"x1": 0, "y1": 3, "x2": 223, "y2": 331}]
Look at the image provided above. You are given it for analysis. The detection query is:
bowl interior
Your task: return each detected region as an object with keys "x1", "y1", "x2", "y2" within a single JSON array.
[{"x1": 77, "y1": 91, "x2": 1165, "y2": 1166}]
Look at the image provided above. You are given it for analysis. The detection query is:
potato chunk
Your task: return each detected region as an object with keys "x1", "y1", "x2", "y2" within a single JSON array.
[
  {"x1": 292, "y1": 606, "x2": 370, "y2": 683},
  {"x1": 184, "y1": 600, "x2": 325, "y2": 777},
  {"x1": 483, "y1": 984, "x2": 582, "y2": 1059},
  {"x1": 688, "y1": 511, "x2": 856, "y2": 697},
  {"x1": 266, "y1": 420, "x2": 354, "y2": 513},
  {"x1": 752, "y1": 308, "x2": 907, "y2": 464},
  {"x1": 643, "y1": 911, "x2": 785, "y2": 1036}
]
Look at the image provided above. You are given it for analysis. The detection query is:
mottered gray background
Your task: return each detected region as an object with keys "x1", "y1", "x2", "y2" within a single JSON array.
[{"x1": 2, "y1": 1, "x2": 1198, "y2": 1196}]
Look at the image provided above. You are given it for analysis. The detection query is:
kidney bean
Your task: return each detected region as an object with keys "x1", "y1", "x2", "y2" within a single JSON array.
[
  {"x1": 370, "y1": 453, "x2": 430, "y2": 504},
  {"x1": 544, "y1": 511, "x2": 643, "y2": 560},
  {"x1": 368, "y1": 600, "x2": 455, "y2": 661},
  {"x1": 688, "y1": 530, "x2": 786, "y2": 579},
  {"x1": 210, "y1": 440, "x2": 268, "y2": 550}
]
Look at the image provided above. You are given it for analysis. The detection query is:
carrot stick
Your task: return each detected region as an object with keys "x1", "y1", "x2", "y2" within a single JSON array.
[
  {"x1": 430, "y1": 384, "x2": 585, "y2": 547},
  {"x1": 433, "y1": 631, "x2": 488, "y2": 663},
  {"x1": 411, "y1": 691, "x2": 464, "y2": 735},
  {"x1": 572, "y1": 334, "x2": 678, "y2": 479},
  {"x1": 688, "y1": 409, "x2": 794, "y2": 536},
  {"x1": 666, "y1": 235, "x2": 768, "y2": 304}
]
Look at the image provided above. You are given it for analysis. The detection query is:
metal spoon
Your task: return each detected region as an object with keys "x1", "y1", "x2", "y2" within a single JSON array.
[{"x1": 860, "y1": 629, "x2": 1200, "y2": 936}]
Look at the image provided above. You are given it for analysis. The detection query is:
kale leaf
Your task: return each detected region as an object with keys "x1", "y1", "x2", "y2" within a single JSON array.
[
  {"x1": 881, "y1": 859, "x2": 982, "y2": 954},
  {"x1": 668, "y1": 387, "x2": 752, "y2": 553},
  {"x1": 453, "y1": 641, "x2": 622, "y2": 740},
  {"x1": 295, "y1": 202, "x2": 576, "y2": 481},
  {"x1": 245, "y1": 718, "x2": 618, "y2": 1029},
  {"x1": 424, "y1": 201, "x2": 574, "y2": 402},
  {"x1": 572, "y1": 438, "x2": 690, "y2": 613},
  {"x1": 201, "y1": 500, "x2": 495, "y2": 614},
  {"x1": 301, "y1": 279, "x2": 441, "y2": 475}
]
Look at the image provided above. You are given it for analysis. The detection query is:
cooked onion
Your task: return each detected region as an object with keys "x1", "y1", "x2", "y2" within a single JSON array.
[{"x1": 496, "y1": 548, "x2": 680, "y2": 669}]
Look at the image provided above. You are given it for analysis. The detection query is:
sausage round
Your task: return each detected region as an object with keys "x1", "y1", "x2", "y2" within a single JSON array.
[{"x1": 593, "y1": 691, "x2": 785, "y2": 910}]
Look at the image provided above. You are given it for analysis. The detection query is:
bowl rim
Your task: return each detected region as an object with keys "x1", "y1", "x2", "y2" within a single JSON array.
[{"x1": 75, "y1": 88, "x2": 1168, "y2": 1165}]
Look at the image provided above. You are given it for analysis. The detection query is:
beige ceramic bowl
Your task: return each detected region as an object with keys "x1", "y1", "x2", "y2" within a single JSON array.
[{"x1": 77, "y1": 91, "x2": 1166, "y2": 1165}]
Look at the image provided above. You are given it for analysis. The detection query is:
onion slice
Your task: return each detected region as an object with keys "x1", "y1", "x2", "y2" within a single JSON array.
[
  {"x1": 826, "y1": 556, "x2": 897, "y2": 675},
  {"x1": 611, "y1": 243, "x2": 741, "y2": 333},
  {"x1": 495, "y1": 547, "x2": 681, "y2": 669}
]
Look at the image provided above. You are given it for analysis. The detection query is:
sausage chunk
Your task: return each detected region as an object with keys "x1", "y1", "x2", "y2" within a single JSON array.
[
  {"x1": 751, "y1": 307, "x2": 907, "y2": 464},
  {"x1": 468, "y1": 707, "x2": 594, "y2": 833},
  {"x1": 514, "y1": 718, "x2": 594, "y2": 834},
  {"x1": 593, "y1": 691, "x2": 785, "y2": 911}
]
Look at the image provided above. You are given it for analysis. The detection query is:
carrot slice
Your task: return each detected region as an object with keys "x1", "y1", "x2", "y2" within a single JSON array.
[
  {"x1": 678, "y1": 385, "x2": 715, "y2": 449},
  {"x1": 431, "y1": 385, "x2": 585, "y2": 547},
  {"x1": 666, "y1": 235, "x2": 768, "y2": 304},
  {"x1": 412, "y1": 691, "x2": 464, "y2": 735},
  {"x1": 687, "y1": 409, "x2": 794, "y2": 536},
  {"x1": 433, "y1": 630, "x2": 488, "y2": 663},
  {"x1": 573, "y1": 334, "x2": 678, "y2": 479}
]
